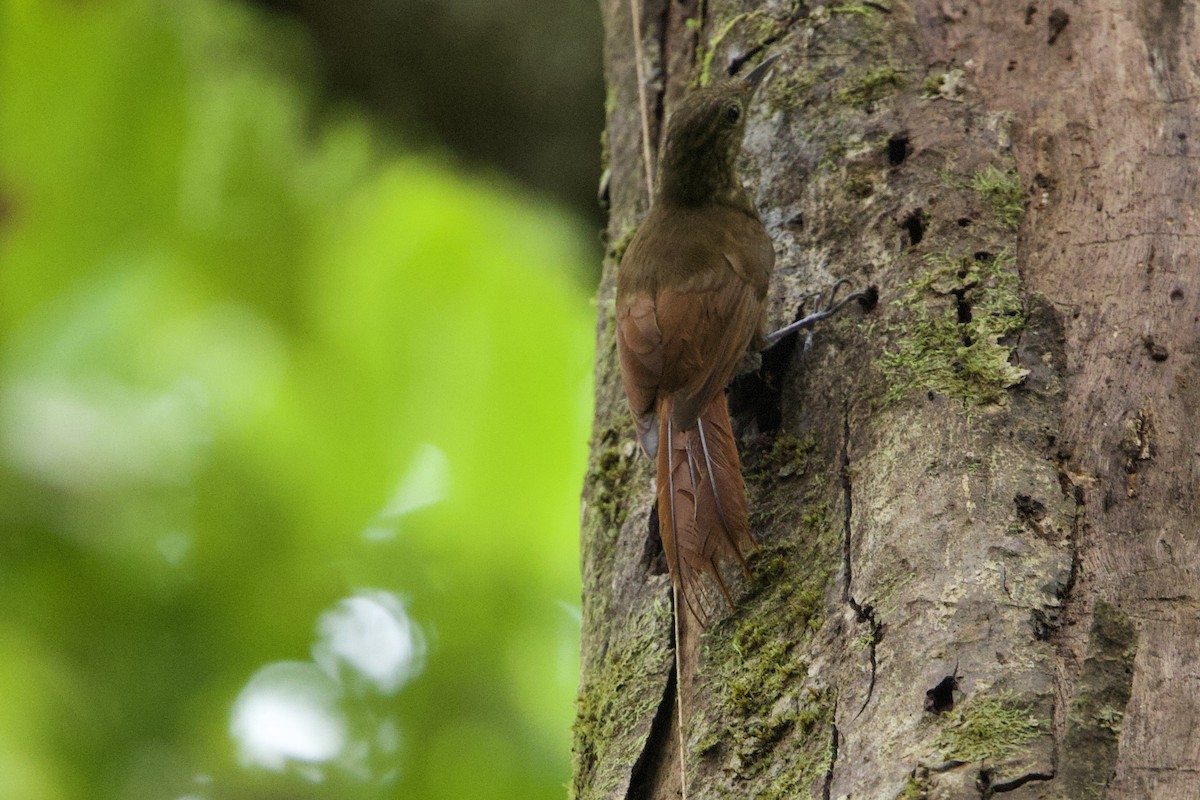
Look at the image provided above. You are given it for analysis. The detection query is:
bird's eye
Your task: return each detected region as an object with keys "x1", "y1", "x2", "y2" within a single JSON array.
[{"x1": 725, "y1": 103, "x2": 741, "y2": 123}]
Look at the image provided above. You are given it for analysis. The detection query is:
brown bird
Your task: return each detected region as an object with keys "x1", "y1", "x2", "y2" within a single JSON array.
[{"x1": 616, "y1": 57, "x2": 779, "y2": 622}]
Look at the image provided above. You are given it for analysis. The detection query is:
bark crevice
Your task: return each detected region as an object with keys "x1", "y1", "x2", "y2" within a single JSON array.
[
  {"x1": 625, "y1": 664, "x2": 679, "y2": 800},
  {"x1": 987, "y1": 769, "x2": 1055, "y2": 795},
  {"x1": 840, "y1": 403, "x2": 880, "y2": 719},
  {"x1": 821, "y1": 706, "x2": 839, "y2": 800},
  {"x1": 839, "y1": 406, "x2": 853, "y2": 605}
]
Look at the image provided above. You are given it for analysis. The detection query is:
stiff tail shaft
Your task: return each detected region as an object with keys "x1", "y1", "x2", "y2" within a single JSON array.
[{"x1": 656, "y1": 392, "x2": 755, "y2": 622}]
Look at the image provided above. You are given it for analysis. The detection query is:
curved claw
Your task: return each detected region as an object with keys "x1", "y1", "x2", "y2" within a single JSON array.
[
  {"x1": 763, "y1": 278, "x2": 870, "y2": 349},
  {"x1": 794, "y1": 290, "x2": 823, "y2": 318},
  {"x1": 823, "y1": 278, "x2": 855, "y2": 310}
]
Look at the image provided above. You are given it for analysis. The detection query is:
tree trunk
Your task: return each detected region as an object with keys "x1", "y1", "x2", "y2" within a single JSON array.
[{"x1": 575, "y1": 2, "x2": 1200, "y2": 798}]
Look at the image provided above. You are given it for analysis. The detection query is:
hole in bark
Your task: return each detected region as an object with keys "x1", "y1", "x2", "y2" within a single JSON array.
[
  {"x1": 887, "y1": 132, "x2": 909, "y2": 165},
  {"x1": 1170, "y1": 287, "x2": 1184, "y2": 302},
  {"x1": 925, "y1": 674, "x2": 958, "y2": 714},
  {"x1": 957, "y1": 217, "x2": 972, "y2": 227},
  {"x1": 1007, "y1": 59, "x2": 1018, "y2": 71},
  {"x1": 955, "y1": 293, "x2": 972, "y2": 324},
  {"x1": 645, "y1": 503, "x2": 667, "y2": 574},
  {"x1": 859, "y1": 284, "x2": 880, "y2": 311},
  {"x1": 1047, "y1": 8, "x2": 1069, "y2": 44},
  {"x1": 1055, "y1": 467, "x2": 1072, "y2": 497},
  {"x1": 977, "y1": 769, "x2": 994, "y2": 794},
  {"x1": 901, "y1": 209, "x2": 925, "y2": 246},
  {"x1": 730, "y1": 328, "x2": 796, "y2": 435},
  {"x1": 788, "y1": 212, "x2": 805, "y2": 230},
  {"x1": 1032, "y1": 608, "x2": 1058, "y2": 640},
  {"x1": 973, "y1": 250, "x2": 993, "y2": 262},
  {"x1": 1014, "y1": 493, "x2": 1047, "y2": 523},
  {"x1": 1143, "y1": 336, "x2": 1169, "y2": 362},
  {"x1": 1024, "y1": 4, "x2": 1037, "y2": 24}
]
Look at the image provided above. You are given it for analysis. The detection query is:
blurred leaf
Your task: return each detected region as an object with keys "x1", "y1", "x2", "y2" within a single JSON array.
[{"x1": 0, "y1": 1, "x2": 593, "y2": 798}]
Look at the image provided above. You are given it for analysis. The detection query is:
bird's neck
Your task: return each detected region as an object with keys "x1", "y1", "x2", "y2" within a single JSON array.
[{"x1": 656, "y1": 146, "x2": 755, "y2": 215}]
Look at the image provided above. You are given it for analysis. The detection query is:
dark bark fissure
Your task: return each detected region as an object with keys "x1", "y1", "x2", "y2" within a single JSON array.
[
  {"x1": 848, "y1": 604, "x2": 880, "y2": 719},
  {"x1": 626, "y1": 662, "x2": 679, "y2": 800},
  {"x1": 821, "y1": 705, "x2": 838, "y2": 800},
  {"x1": 985, "y1": 768, "x2": 1055, "y2": 796},
  {"x1": 840, "y1": 404, "x2": 879, "y2": 718},
  {"x1": 838, "y1": 408, "x2": 853, "y2": 605},
  {"x1": 1045, "y1": 463, "x2": 1085, "y2": 754}
]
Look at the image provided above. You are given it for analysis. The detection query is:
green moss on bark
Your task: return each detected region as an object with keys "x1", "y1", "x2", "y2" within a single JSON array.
[
  {"x1": 571, "y1": 596, "x2": 673, "y2": 799},
  {"x1": 696, "y1": 11, "x2": 781, "y2": 87},
  {"x1": 835, "y1": 65, "x2": 905, "y2": 107},
  {"x1": 971, "y1": 165, "x2": 1025, "y2": 230},
  {"x1": 688, "y1": 480, "x2": 839, "y2": 794},
  {"x1": 933, "y1": 691, "x2": 1044, "y2": 762},
  {"x1": 590, "y1": 438, "x2": 636, "y2": 532},
  {"x1": 896, "y1": 768, "x2": 932, "y2": 800},
  {"x1": 880, "y1": 250, "x2": 1028, "y2": 404}
]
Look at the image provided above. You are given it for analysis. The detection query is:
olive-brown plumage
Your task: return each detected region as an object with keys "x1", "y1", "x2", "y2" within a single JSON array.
[{"x1": 616, "y1": 59, "x2": 777, "y2": 621}]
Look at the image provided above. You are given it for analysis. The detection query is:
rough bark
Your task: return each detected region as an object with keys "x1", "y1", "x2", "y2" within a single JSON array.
[{"x1": 577, "y1": 2, "x2": 1200, "y2": 799}]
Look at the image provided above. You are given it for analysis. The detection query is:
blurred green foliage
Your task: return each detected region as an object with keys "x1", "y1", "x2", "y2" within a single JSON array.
[
  {"x1": 0, "y1": 1, "x2": 595, "y2": 799},
  {"x1": 245, "y1": 0, "x2": 605, "y2": 228}
]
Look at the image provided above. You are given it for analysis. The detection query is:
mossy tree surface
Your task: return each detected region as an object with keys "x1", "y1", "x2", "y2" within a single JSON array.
[{"x1": 582, "y1": 0, "x2": 1197, "y2": 798}]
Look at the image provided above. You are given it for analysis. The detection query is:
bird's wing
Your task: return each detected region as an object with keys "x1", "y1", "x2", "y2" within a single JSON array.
[
  {"x1": 653, "y1": 266, "x2": 763, "y2": 428},
  {"x1": 659, "y1": 204, "x2": 773, "y2": 426},
  {"x1": 616, "y1": 291, "x2": 663, "y2": 455},
  {"x1": 616, "y1": 204, "x2": 773, "y2": 449}
]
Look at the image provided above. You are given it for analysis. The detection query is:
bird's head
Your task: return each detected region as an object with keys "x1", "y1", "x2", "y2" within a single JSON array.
[{"x1": 657, "y1": 55, "x2": 779, "y2": 206}]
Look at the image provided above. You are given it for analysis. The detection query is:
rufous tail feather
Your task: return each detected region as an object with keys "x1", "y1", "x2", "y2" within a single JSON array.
[{"x1": 656, "y1": 391, "x2": 756, "y2": 624}]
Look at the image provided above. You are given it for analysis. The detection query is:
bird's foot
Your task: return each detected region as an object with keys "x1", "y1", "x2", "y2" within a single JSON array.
[{"x1": 763, "y1": 280, "x2": 877, "y2": 350}]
